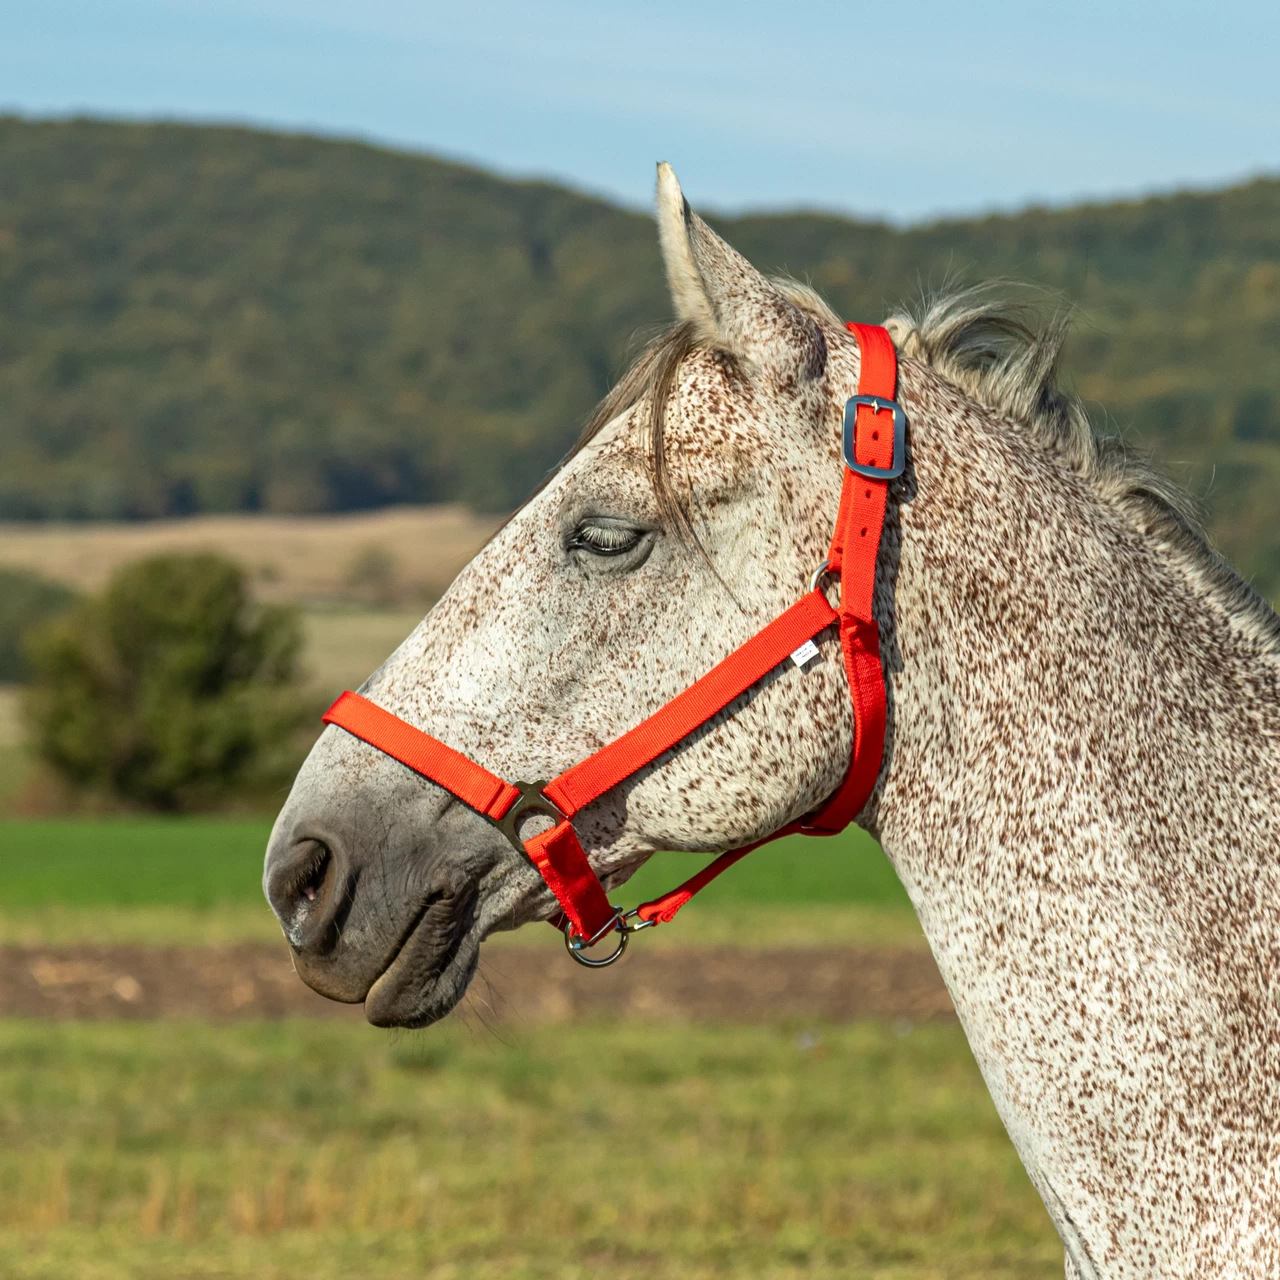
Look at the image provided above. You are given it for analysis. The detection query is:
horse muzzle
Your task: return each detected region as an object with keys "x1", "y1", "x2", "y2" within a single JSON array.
[{"x1": 262, "y1": 740, "x2": 500, "y2": 1026}]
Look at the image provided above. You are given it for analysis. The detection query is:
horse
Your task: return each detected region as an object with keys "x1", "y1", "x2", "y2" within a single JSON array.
[{"x1": 264, "y1": 164, "x2": 1280, "y2": 1276}]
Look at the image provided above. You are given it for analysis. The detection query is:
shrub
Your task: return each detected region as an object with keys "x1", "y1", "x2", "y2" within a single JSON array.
[
  {"x1": 0, "y1": 568, "x2": 78, "y2": 682},
  {"x1": 22, "y1": 553, "x2": 312, "y2": 811}
]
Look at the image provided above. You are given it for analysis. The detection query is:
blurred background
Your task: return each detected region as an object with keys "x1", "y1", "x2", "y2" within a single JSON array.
[{"x1": 0, "y1": 2, "x2": 1276, "y2": 1277}]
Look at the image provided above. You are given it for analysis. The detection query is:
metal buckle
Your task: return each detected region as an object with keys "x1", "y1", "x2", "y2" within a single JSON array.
[
  {"x1": 497, "y1": 784, "x2": 659, "y2": 970},
  {"x1": 495, "y1": 780, "x2": 567, "y2": 852},
  {"x1": 843, "y1": 395, "x2": 907, "y2": 480}
]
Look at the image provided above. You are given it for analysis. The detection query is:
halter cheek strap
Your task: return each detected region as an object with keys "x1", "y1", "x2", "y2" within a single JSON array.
[{"x1": 323, "y1": 322, "x2": 899, "y2": 964}]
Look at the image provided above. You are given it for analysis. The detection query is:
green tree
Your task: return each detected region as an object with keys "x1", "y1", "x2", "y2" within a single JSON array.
[
  {"x1": 22, "y1": 553, "x2": 311, "y2": 810},
  {"x1": 0, "y1": 568, "x2": 76, "y2": 681}
]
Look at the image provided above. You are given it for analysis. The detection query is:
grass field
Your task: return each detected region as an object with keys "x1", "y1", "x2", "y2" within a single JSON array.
[
  {"x1": 0, "y1": 1018, "x2": 1060, "y2": 1280},
  {"x1": 301, "y1": 608, "x2": 425, "y2": 702},
  {"x1": 0, "y1": 813, "x2": 1049, "y2": 1278},
  {"x1": 0, "y1": 819, "x2": 922, "y2": 948}
]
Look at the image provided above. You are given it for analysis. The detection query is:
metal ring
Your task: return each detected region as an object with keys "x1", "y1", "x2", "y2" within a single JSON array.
[
  {"x1": 809, "y1": 559, "x2": 835, "y2": 593},
  {"x1": 496, "y1": 780, "x2": 568, "y2": 853},
  {"x1": 564, "y1": 917, "x2": 629, "y2": 967}
]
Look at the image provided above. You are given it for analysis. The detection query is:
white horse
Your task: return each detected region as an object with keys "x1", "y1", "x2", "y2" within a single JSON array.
[{"x1": 265, "y1": 165, "x2": 1280, "y2": 1277}]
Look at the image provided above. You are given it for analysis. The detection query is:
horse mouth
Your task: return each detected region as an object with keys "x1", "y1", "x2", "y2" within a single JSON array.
[{"x1": 363, "y1": 886, "x2": 480, "y2": 1028}]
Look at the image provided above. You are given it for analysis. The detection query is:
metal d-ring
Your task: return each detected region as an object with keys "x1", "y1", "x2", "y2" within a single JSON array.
[
  {"x1": 562, "y1": 904, "x2": 662, "y2": 967},
  {"x1": 563, "y1": 911, "x2": 629, "y2": 967},
  {"x1": 809, "y1": 559, "x2": 836, "y2": 594}
]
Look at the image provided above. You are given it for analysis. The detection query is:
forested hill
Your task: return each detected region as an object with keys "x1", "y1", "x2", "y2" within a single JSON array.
[{"x1": 1, "y1": 117, "x2": 1277, "y2": 594}]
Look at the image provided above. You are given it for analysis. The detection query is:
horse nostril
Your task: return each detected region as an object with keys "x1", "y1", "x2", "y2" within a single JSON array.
[{"x1": 265, "y1": 837, "x2": 343, "y2": 952}]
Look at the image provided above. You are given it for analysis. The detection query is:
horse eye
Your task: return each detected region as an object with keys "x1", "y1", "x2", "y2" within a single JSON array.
[{"x1": 569, "y1": 522, "x2": 642, "y2": 556}]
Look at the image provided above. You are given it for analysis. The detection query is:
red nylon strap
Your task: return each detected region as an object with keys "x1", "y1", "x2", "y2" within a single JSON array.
[
  {"x1": 618, "y1": 322, "x2": 898, "y2": 924},
  {"x1": 523, "y1": 821, "x2": 618, "y2": 942},
  {"x1": 321, "y1": 322, "x2": 899, "y2": 945},
  {"x1": 543, "y1": 589, "x2": 837, "y2": 816},
  {"x1": 801, "y1": 322, "x2": 895, "y2": 834},
  {"x1": 323, "y1": 691, "x2": 520, "y2": 821},
  {"x1": 634, "y1": 848, "x2": 754, "y2": 924}
]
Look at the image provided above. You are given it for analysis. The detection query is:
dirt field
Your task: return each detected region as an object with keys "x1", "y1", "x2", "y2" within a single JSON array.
[
  {"x1": 0, "y1": 504, "x2": 499, "y2": 607},
  {"x1": 0, "y1": 943, "x2": 953, "y2": 1024}
]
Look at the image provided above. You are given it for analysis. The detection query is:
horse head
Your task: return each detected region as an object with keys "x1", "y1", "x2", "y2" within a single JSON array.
[{"x1": 263, "y1": 166, "x2": 870, "y2": 1026}]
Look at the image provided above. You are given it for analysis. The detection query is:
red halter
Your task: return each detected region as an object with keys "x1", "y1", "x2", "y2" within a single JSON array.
[{"x1": 323, "y1": 323, "x2": 901, "y2": 965}]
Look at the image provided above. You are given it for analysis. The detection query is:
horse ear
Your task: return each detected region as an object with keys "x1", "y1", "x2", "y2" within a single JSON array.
[{"x1": 655, "y1": 163, "x2": 825, "y2": 384}]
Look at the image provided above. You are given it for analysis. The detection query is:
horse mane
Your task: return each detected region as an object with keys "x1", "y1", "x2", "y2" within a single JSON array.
[
  {"x1": 878, "y1": 288, "x2": 1280, "y2": 654},
  {"x1": 567, "y1": 283, "x2": 1280, "y2": 653}
]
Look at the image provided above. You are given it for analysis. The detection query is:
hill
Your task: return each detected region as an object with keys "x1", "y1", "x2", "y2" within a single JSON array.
[{"x1": 0, "y1": 117, "x2": 1276, "y2": 595}]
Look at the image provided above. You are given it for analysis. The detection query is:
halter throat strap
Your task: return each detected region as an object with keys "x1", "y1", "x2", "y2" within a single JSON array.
[{"x1": 322, "y1": 322, "x2": 898, "y2": 958}]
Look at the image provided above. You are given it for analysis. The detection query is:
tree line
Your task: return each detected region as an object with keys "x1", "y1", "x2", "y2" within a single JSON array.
[{"x1": 0, "y1": 117, "x2": 1277, "y2": 596}]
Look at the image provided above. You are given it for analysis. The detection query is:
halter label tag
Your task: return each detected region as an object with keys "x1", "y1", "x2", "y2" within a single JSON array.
[{"x1": 789, "y1": 639, "x2": 820, "y2": 669}]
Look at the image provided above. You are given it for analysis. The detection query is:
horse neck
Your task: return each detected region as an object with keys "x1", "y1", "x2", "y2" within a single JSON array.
[
  {"x1": 867, "y1": 371, "x2": 1280, "y2": 1250},
  {"x1": 876, "y1": 369, "x2": 1280, "y2": 1007}
]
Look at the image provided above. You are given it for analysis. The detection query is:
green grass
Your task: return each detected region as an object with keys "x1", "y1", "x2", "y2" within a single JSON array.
[
  {"x1": 0, "y1": 819, "x2": 908, "y2": 908},
  {"x1": 0, "y1": 819, "x2": 920, "y2": 946},
  {"x1": 0, "y1": 1018, "x2": 1060, "y2": 1279},
  {"x1": 0, "y1": 902, "x2": 927, "y2": 950},
  {"x1": 0, "y1": 819, "x2": 276, "y2": 907}
]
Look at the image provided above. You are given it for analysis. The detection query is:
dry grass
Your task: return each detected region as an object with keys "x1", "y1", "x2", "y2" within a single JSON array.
[
  {"x1": 0, "y1": 687, "x2": 20, "y2": 748},
  {"x1": 0, "y1": 1019, "x2": 1061, "y2": 1279},
  {"x1": 301, "y1": 608, "x2": 425, "y2": 700},
  {"x1": 0, "y1": 505, "x2": 499, "y2": 608}
]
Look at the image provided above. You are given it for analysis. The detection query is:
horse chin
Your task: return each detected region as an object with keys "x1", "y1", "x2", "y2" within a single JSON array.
[{"x1": 362, "y1": 889, "x2": 481, "y2": 1029}]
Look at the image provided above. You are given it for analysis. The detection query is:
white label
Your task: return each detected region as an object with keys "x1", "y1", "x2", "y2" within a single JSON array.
[{"x1": 789, "y1": 639, "x2": 820, "y2": 669}]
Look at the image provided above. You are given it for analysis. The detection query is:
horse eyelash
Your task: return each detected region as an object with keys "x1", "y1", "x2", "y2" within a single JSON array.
[{"x1": 570, "y1": 524, "x2": 641, "y2": 555}]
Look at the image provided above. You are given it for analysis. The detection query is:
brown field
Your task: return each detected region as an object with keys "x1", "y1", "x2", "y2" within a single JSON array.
[
  {"x1": 0, "y1": 942, "x2": 952, "y2": 1024},
  {"x1": 300, "y1": 608, "x2": 428, "y2": 698},
  {"x1": 0, "y1": 504, "x2": 499, "y2": 608}
]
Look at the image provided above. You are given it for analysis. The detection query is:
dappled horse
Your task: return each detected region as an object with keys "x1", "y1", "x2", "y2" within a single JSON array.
[{"x1": 264, "y1": 165, "x2": 1280, "y2": 1276}]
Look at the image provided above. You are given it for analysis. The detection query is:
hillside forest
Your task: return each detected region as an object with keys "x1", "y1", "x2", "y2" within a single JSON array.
[{"x1": 0, "y1": 117, "x2": 1277, "y2": 597}]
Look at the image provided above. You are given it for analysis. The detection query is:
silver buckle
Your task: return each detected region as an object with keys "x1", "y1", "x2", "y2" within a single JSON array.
[{"x1": 843, "y1": 395, "x2": 907, "y2": 480}]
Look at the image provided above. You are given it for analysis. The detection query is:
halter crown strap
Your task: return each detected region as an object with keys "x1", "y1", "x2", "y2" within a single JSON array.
[
  {"x1": 799, "y1": 322, "x2": 896, "y2": 834},
  {"x1": 322, "y1": 322, "x2": 900, "y2": 956}
]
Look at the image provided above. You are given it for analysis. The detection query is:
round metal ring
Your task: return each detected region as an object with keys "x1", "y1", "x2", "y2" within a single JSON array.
[
  {"x1": 809, "y1": 558, "x2": 835, "y2": 593},
  {"x1": 563, "y1": 919, "x2": 629, "y2": 968}
]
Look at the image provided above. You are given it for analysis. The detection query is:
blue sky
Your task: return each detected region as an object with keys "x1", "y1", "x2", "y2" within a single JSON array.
[{"x1": 4, "y1": 0, "x2": 1278, "y2": 223}]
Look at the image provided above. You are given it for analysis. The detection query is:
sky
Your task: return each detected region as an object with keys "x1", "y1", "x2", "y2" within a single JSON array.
[{"x1": 3, "y1": 0, "x2": 1279, "y2": 224}]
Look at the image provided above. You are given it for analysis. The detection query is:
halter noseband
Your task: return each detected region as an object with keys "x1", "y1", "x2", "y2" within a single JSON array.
[{"x1": 323, "y1": 322, "x2": 900, "y2": 966}]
